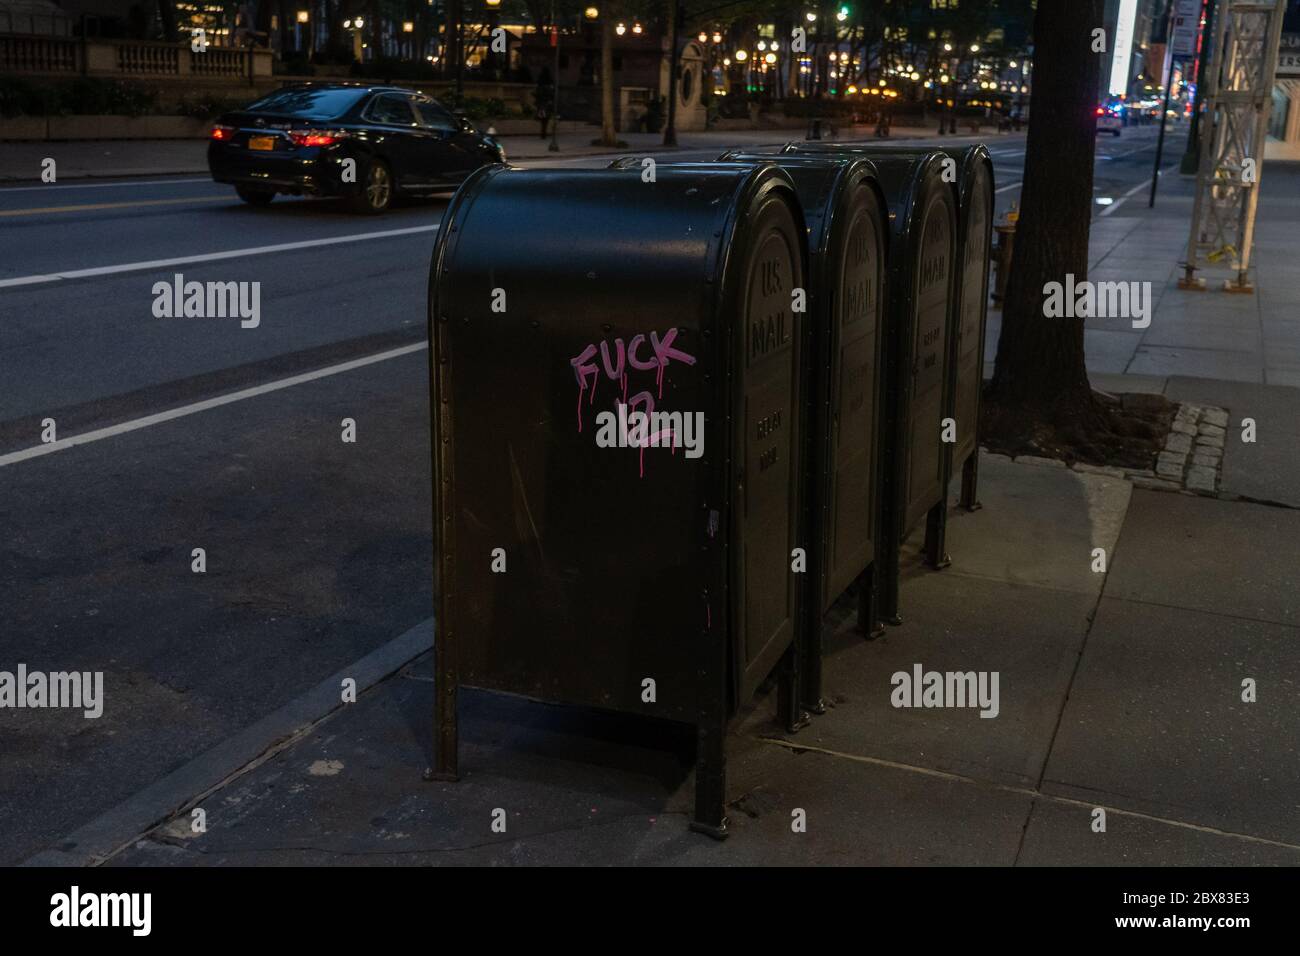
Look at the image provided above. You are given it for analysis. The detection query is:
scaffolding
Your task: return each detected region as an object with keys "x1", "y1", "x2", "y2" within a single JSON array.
[{"x1": 1180, "y1": 0, "x2": 1288, "y2": 293}]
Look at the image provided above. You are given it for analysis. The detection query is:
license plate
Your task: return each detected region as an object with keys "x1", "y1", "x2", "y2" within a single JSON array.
[{"x1": 248, "y1": 136, "x2": 277, "y2": 151}]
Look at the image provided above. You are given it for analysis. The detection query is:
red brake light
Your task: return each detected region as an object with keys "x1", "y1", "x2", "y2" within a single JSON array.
[
  {"x1": 1096, "y1": 108, "x2": 1105, "y2": 115},
  {"x1": 211, "y1": 125, "x2": 235, "y2": 140},
  {"x1": 289, "y1": 129, "x2": 347, "y2": 147}
]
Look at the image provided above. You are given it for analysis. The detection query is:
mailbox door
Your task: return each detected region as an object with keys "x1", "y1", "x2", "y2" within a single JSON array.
[
  {"x1": 954, "y1": 161, "x2": 993, "y2": 466},
  {"x1": 732, "y1": 191, "x2": 806, "y2": 703},
  {"x1": 824, "y1": 185, "x2": 887, "y2": 608},
  {"x1": 903, "y1": 187, "x2": 956, "y2": 533},
  {"x1": 431, "y1": 167, "x2": 741, "y2": 723}
]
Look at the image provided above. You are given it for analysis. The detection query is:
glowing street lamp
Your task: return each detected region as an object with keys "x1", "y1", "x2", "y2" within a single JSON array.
[
  {"x1": 296, "y1": 10, "x2": 308, "y2": 23},
  {"x1": 764, "y1": 52, "x2": 776, "y2": 64},
  {"x1": 616, "y1": 22, "x2": 626, "y2": 35},
  {"x1": 632, "y1": 22, "x2": 642, "y2": 34},
  {"x1": 402, "y1": 21, "x2": 414, "y2": 33},
  {"x1": 584, "y1": 6, "x2": 598, "y2": 19},
  {"x1": 734, "y1": 49, "x2": 748, "y2": 62}
]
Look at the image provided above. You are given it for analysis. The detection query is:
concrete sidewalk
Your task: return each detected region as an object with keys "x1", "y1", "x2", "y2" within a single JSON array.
[
  {"x1": 0, "y1": 123, "x2": 1017, "y2": 182},
  {"x1": 984, "y1": 155, "x2": 1300, "y2": 389},
  {"x1": 32, "y1": 445, "x2": 1293, "y2": 867}
]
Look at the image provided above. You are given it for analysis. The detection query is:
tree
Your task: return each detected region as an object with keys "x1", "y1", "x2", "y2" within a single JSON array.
[
  {"x1": 599, "y1": 8, "x2": 617, "y2": 144},
  {"x1": 988, "y1": 0, "x2": 1102, "y2": 413}
]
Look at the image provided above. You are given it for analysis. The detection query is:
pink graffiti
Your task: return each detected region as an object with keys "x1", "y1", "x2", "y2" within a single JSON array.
[{"x1": 569, "y1": 328, "x2": 696, "y2": 432}]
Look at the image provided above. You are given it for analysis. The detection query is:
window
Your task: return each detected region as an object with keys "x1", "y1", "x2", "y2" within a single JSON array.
[
  {"x1": 366, "y1": 94, "x2": 418, "y2": 126},
  {"x1": 416, "y1": 99, "x2": 458, "y2": 131},
  {"x1": 245, "y1": 87, "x2": 369, "y2": 120}
]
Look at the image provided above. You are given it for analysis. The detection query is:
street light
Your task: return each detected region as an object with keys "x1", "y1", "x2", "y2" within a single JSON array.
[
  {"x1": 616, "y1": 22, "x2": 626, "y2": 35},
  {"x1": 402, "y1": 21, "x2": 413, "y2": 33},
  {"x1": 296, "y1": 10, "x2": 308, "y2": 23},
  {"x1": 734, "y1": 49, "x2": 747, "y2": 62},
  {"x1": 632, "y1": 22, "x2": 642, "y2": 34},
  {"x1": 970, "y1": 44, "x2": 979, "y2": 52},
  {"x1": 584, "y1": 6, "x2": 598, "y2": 19}
]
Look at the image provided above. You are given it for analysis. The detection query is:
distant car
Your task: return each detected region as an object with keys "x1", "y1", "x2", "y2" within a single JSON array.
[
  {"x1": 1096, "y1": 105, "x2": 1123, "y2": 136},
  {"x1": 207, "y1": 84, "x2": 506, "y2": 214}
]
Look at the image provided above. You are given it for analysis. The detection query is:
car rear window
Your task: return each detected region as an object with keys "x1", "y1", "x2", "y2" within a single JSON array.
[{"x1": 244, "y1": 88, "x2": 369, "y2": 120}]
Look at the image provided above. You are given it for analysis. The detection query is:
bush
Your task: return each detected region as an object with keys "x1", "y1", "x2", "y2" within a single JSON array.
[
  {"x1": 0, "y1": 76, "x2": 157, "y2": 117},
  {"x1": 174, "y1": 93, "x2": 251, "y2": 120},
  {"x1": 437, "y1": 92, "x2": 511, "y2": 120}
]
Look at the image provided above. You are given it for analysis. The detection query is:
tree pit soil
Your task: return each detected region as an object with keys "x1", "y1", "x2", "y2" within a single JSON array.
[{"x1": 979, "y1": 390, "x2": 1177, "y2": 472}]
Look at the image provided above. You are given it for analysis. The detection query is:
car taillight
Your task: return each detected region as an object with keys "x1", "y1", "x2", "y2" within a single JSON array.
[
  {"x1": 211, "y1": 125, "x2": 235, "y2": 141},
  {"x1": 289, "y1": 129, "x2": 348, "y2": 147},
  {"x1": 1095, "y1": 108, "x2": 1105, "y2": 116}
]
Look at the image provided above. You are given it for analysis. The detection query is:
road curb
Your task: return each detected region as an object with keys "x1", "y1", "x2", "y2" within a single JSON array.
[{"x1": 21, "y1": 616, "x2": 435, "y2": 867}]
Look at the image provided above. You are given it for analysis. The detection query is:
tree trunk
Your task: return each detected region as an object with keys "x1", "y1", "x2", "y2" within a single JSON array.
[
  {"x1": 663, "y1": 0, "x2": 678, "y2": 146},
  {"x1": 156, "y1": 1, "x2": 178, "y2": 42},
  {"x1": 989, "y1": 0, "x2": 1102, "y2": 407},
  {"x1": 599, "y1": 15, "x2": 616, "y2": 146}
]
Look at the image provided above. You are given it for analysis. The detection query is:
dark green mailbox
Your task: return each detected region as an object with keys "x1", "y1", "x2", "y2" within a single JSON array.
[
  {"x1": 795, "y1": 144, "x2": 995, "y2": 511},
  {"x1": 427, "y1": 163, "x2": 809, "y2": 838},
  {"x1": 783, "y1": 144, "x2": 958, "y2": 625},
  {"x1": 711, "y1": 150, "x2": 890, "y2": 710}
]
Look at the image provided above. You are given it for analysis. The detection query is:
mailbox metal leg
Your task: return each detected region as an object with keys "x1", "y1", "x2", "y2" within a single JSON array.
[
  {"x1": 778, "y1": 642, "x2": 812, "y2": 732},
  {"x1": 881, "y1": 533, "x2": 903, "y2": 626},
  {"x1": 960, "y1": 451, "x2": 983, "y2": 512},
  {"x1": 858, "y1": 564, "x2": 886, "y2": 639},
  {"x1": 924, "y1": 502, "x2": 951, "y2": 569},
  {"x1": 801, "y1": 604, "x2": 829, "y2": 715},
  {"x1": 426, "y1": 664, "x2": 459, "y2": 783},
  {"x1": 690, "y1": 723, "x2": 729, "y2": 840}
]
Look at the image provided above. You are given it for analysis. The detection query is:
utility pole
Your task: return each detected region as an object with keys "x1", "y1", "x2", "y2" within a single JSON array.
[
  {"x1": 549, "y1": 0, "x2": 561, "y2": 152},
  {"x1": 664, "y1": 1, "x2": 681, "y2": 146},
  {"x1": 1149, "y1": 0, "x2": 1178, "y2": 207},
  {"x1": 1181, "y1": 0, "x2": 1217, "y2": 172}
]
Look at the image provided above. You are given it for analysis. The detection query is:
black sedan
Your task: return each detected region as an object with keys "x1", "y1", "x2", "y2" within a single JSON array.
[{"x1": 207, "y1": 84, "x2": 506, "y2": 214}]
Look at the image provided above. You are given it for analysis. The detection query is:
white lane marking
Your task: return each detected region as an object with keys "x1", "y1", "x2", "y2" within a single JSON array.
[
  {"x1": 0, "y1": 178, "x2": 210, "y2": 193},
  {"x1": 995, "y1": 181, "x2": 1023, "y2": 194},
  {"x1": 1099, "y1": 175, "x2": 1159, "y2": 217},
  {"x1": 0, "y1": 224, "x2": 440, "y2": 289},
  {"x1": 0, "y1": 342, "x2": 427, "y2": 468}
]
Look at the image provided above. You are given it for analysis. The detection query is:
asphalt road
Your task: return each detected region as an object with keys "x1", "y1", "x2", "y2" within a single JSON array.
[{"x1": 0, "y1": 122, "x2": 1188, "y2": 864}]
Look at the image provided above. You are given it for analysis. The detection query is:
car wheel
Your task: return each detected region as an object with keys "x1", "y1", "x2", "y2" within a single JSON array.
[
  {"x1": 236, "y1": 186, "x2": 275, "y2": 206},
  {"x1": 349, "y1": 159, "x2": 393, "y2": 215}
]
